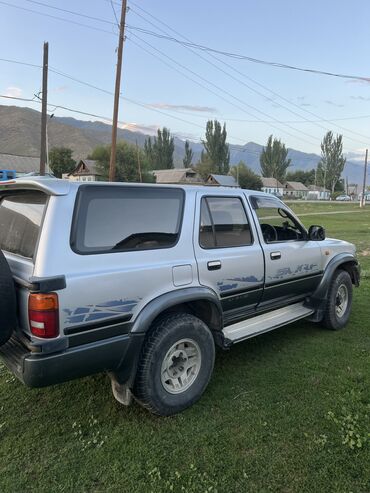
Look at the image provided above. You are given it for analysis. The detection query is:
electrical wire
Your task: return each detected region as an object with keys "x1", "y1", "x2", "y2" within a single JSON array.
[
  {"x1": 2, "y1": 0, "x2": 370, "y2": 83},
  {"x1": 0, "y1": 0, "x2": 115, "y2": 35},
  {"x1": 128, "y1": 32, "x2": 319, "y2": 147},
  {"x1": 128, "y1": 3, "x2": 370, "y2": 148},
  {"x1": 109, "y1": 0, "x2": 120, "y2": 28},
  {"x1": 0, "y1": 56, "x2": 42, "y2": 69},
  {"x1": 0, "y1": 93, "x2": 332, "y2": 160},
  {"x1": 22, "y1": 0, "x2": 115, "y2": 25},
  {"x1": 2, "y1": 57, "x2": 368, "y2": 127}
]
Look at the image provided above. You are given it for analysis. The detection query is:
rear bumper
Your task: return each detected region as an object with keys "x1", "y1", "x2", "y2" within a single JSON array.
[{"x1": 0, "y1": 332, "x2": 140, "y2": 388}]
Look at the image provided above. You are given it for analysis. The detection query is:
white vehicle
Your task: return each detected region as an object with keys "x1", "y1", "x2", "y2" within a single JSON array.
[
  {"x1": 336, "y1": 194, "x2": 351, "y2": 201},
  {"x1": 0, "y1": 178, "x2": 360, "y2": 415}
]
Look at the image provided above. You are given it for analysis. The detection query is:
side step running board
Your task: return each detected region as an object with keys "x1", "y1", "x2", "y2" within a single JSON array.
[{"x1": 223, "y1": 302, "x2": 314, "y2": 344}]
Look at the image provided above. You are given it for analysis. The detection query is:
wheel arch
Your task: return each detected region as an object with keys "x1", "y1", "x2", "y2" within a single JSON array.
[
  {"x1": 112, "y1": 287, "x2": 223, "y2": 386},
  {"x1": 310, "y1": 253, "x2": 359, "y2": 313},
  {"x1": 130, "y1": 287, "x2": 223, "y2": 335}
]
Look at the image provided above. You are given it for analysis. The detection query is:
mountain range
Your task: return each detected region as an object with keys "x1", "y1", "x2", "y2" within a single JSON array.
[{"x1": 0, "y1": 104, "x2": 366, "y2": 184}]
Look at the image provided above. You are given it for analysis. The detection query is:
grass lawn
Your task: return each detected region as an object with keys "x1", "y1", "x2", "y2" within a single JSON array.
[{"x1": 0, "y1": 202, "x2": 369, "y2": 493}]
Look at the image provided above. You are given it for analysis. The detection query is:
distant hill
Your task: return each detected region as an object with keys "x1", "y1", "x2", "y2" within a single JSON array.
[
  {"x1": 0, "y1": 104, "x2": 365, "y2": 183},
  {"x1": 0, "y1": 106, "x2": 101, "y2": 159}
]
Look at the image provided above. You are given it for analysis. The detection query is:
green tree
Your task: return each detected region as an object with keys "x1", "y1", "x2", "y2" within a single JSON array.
[
  {"x1": 90, "y1": 142, "x2": 155, "y2": 183},
  {"x1": 260, "y1": 135, "x2": 291, "y2": 182},
  {"x1": 144, "y1": 127, "x2": 175, "y2": 169},
  {"x1": 202, "y1": 120, "x2": 230, "y2": 174},
  {"x1": 49, "y1": 147, "x2": 76, "y2": 178},
  {"x1": 231, "y1": 161, "x2": 262, "y2": 190},
  {"x1": 183, "y1": 140, "x2": 194, "y2": 167},
  {"x1": 194, "y1": 152, "x2": 215, "y2": 180},
  {"x1": 317, "y1": 131, "x2": 346, "y2": 193},
  {"x1": 285, "y1": 169, "x2": 316, "y2": 186}
]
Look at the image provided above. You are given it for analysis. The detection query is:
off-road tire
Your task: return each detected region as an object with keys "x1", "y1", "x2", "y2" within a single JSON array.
[
  {"x1": 0, "y1": 250, "x2": 17, "y2": 345},
  {"x1": 133, "y1": 313, "x2": 215, "y2": 416},
  {"x1": 323, "y1": 269, "x2": 353, "y2": 330}
]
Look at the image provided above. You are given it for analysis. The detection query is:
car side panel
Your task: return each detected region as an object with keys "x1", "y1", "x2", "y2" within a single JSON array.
[
  {"x1": 33, "y1": 188, "x2": 201, "y2": 339},
  {"x1": 193, "y1": 191, "x2": 265, "y2": 322}
]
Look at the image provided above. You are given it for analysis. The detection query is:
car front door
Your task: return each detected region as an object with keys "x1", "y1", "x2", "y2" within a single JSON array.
[
  {"x1": 249, "y1": 195, "x2": 324, "y2": 308},
  {"x1": 194, "y1": 193, "x2": 265, "y2": 324}
]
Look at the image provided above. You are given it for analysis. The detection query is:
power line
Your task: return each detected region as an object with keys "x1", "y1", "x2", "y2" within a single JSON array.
[
  {"x1": 0, "y1": 56, "x2": 42, "y2": 69},
  {"x1": 141, "y1": 107, "x2": 370, "y2": 125},
  {"x1": 1, "y1": 0, "x2": 368, "y2": 146},
  {"x1": 128, "y1": 31, "x2": 319, "y2": 147},
  {"x1": 128, "y1": 2, "x2": 370, "y2": 148},
  {"x1": 125, "y1": 24, "x2": 370, "y2": 83},
  {"x1": 0, "y1": 93, "x2": 328, "y2": 161},
  {"x1": 3, "y1": 0, "x2": 370, "y2": 84},
  {"x1": 47, "y1": 70, "x2": 210, "y2": 132},
  {"x1": 0, "y1": 0, "x2": 115, "y2": 35},
  {"x1": 22, "y1": 0, "x2": 115, "y2": 26},
  {"x1": 128, "y1": 15, "x2": 328, "y2": 142},
  {"x1": 109, "y1": 0, "x2": 120, "y2": 28},
  {"x1": 0, "y1": 58, "x2": 364, "y2": 156},
  {"x1": 0, "y1": 94, "x2": 38, "y2": 102},
  {"x1": 1, "y1": 57, "x2": 368, "y2": 127},
  {"x1": 0, "y1": 54, "x2": 366, "y2": 155}
]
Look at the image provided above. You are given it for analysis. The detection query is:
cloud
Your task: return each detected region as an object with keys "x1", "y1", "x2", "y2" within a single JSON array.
[
  {"x1": 324, "y1": 100, "x2": 344, "y2": 108},
  {"x1": 149, "y1": 103, "x2": 217, "y2": 113},
  {"x1": 117, "y1": 122, "x2": 159, "y2": 135},
  {"x1": 4, "y1": 86, "x2": 22, "y2": 98},
  {"x1": 344, "y1": 149, "x2": 367, "y2": 162},
  {"x1": 350, "y1": 95, "x2": 370, "y2": 101}
]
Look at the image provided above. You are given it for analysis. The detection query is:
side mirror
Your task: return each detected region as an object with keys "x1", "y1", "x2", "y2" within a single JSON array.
[{"x1": 308, "y1": 225, "x2": 326, "y2": 241}]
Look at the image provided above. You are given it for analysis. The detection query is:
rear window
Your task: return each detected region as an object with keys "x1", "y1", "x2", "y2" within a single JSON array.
[
  {"x1": 0, "y1": 191, "x2": 47, "y2": 258},
  {"x1": 72, "y1": 186, "x2": 184, "y2": 254}
]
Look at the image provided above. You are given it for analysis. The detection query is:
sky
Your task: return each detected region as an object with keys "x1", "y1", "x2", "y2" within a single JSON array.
[{"x1": 1, "y1": 0, "x2": 370, "y2": 159}]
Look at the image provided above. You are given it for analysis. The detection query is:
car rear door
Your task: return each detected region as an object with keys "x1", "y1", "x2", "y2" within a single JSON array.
[{"x1": 193, "y1": 192, "x2": 264, "y2": 324}]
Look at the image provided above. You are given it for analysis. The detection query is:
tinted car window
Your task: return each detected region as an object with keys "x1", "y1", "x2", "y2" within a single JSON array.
[
  {"x1": 0, "y1": 191, "x2": 47, "y2": 258},
  {"x1": 199, "y1": 197, "x2": 252, "y2": 248},
  {"x1": 73, "y1": 186, "x2": 184, "y2": 254},
  {"x1": 256, "y1": 207, "x2": 305, "y2": 243}
]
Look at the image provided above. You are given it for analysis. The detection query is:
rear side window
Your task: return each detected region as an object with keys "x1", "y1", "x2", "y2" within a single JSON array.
[
  {"x1": 199, "y1": 196, "x2": 252, "y2": 248},
  {"x1": 0, "y1": 191, "x2": 47, "y2": 258},
  {"x1": 72, "y1": 186, "x2": 184, "y2": 254}
]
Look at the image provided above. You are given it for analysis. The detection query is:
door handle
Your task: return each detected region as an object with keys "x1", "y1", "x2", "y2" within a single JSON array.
[
  {"x1": 270, "y1": 251, "x2": 281, "y2": 260},
  {"x1": 207, "y1": 260, "x2": 221, "y2": 271}
]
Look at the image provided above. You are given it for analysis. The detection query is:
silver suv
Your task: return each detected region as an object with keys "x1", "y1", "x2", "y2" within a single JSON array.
[{"x1": 0, "y1": 178, "x2": 360, "y2": 415}]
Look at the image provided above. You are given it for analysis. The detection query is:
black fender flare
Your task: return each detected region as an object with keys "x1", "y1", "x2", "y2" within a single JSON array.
[
  {"x1": 130, "y1": 286, "x2": 223, "y2": 334},
  {"x1": 113, "y1": 286, "x2": 222, "y2": 386},
  {"x1": 310, "y1": 253, "x2": 359, "y2": 310}
]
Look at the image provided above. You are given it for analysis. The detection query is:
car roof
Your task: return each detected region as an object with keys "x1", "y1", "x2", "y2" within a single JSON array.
[{"x1": 0, "y1": 176, "x2": 274, "y2": 200}]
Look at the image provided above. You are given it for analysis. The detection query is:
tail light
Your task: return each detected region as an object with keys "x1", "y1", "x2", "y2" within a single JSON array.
[{"x1": 28, "y1": 293, "x2": 59, "y2": 338}]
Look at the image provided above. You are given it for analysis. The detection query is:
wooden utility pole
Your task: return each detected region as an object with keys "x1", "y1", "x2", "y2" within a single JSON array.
[
  {"x1": 360, "y1": 149, "x2": 368, "y2": 207},
  {"x1": 40, "y1": 41, "x2": 49, "y2": 176},
  {"x1": 109, "y1": 0, "x2": 128, "y2": 182}
]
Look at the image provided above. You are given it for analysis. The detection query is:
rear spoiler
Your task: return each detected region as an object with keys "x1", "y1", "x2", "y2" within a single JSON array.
[{"x1": 0, "y1": 178, "x2": 71, "y2": 196}]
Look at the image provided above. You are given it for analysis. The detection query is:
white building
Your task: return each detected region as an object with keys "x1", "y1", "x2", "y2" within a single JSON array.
[
  {"x1": 261, "y1": 177, "x2": 284, "y2": 196},
  {"x1": 307, "y1": 185, "x2": 331, "y2": 200},
  {"x1": 283, "y1": 181, "x2": 309, "y2": 199},
  {"x1": 63, "y1": 159, "x2": 103, "y2": 182}
]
